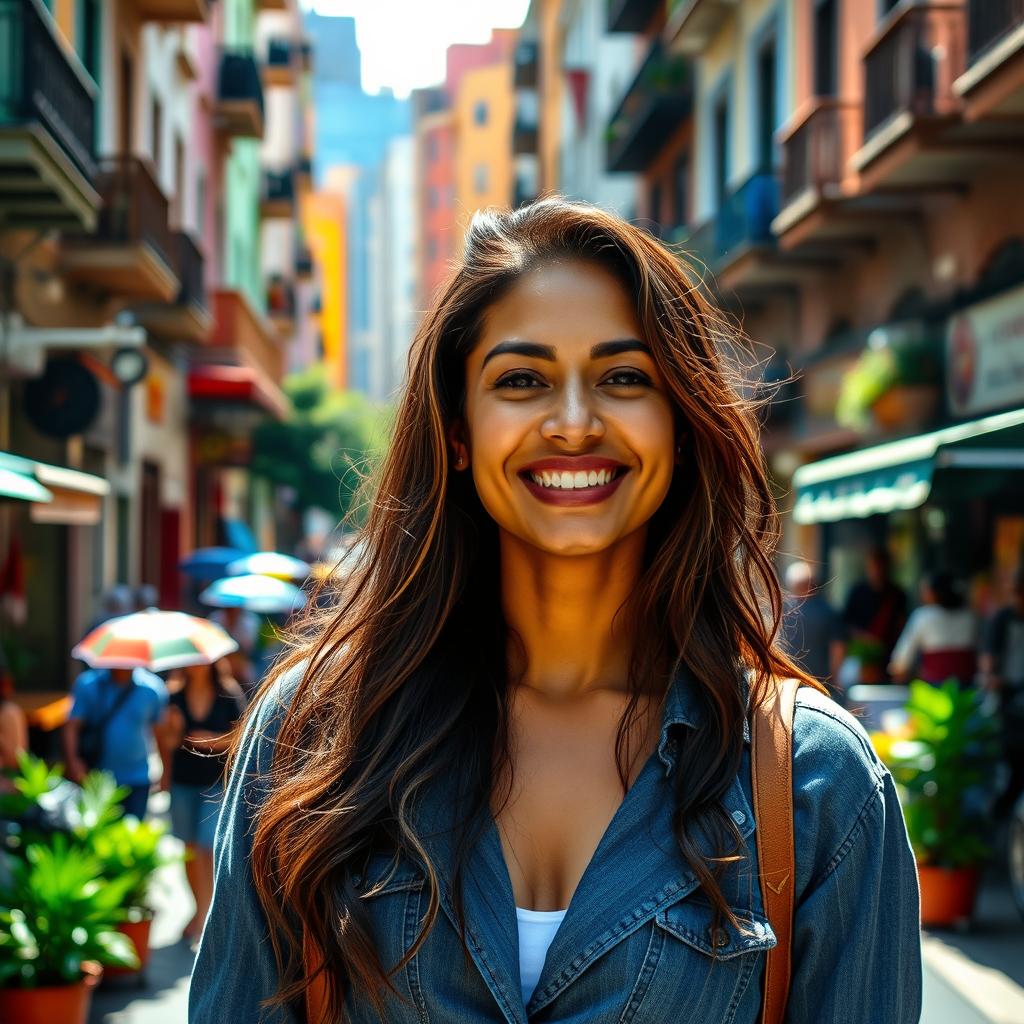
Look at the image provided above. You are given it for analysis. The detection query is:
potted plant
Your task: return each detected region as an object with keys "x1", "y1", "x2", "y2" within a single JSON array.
[
  {"x1": 837, "y1": 323, "x2": 941, "y2": 433},
  {"x1": 0, "y1": 837, "x2": 138, "y2": 1024},
  {"x1": 883, "y1": 681, "x2": 1002, "y2": 926},
  {"x1": 90, "y1": 813, "x2": 176, "y2": 978}
]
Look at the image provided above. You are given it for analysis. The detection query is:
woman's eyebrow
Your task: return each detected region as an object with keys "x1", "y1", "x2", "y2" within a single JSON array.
[
  {"x1": 481, "y1": 340, "x2": 556, "y2": 367},
  {"x1": 480, "y1": 337, "x2": 649, "y2": 368},
  {"x1": 590, "y1": 339, "x2": 649, "y2": 359}
]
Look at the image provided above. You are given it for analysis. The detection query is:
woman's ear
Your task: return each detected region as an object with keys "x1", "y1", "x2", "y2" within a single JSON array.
[{"x1": 447, "y1": 422, "x2": 469, "y2": 470}]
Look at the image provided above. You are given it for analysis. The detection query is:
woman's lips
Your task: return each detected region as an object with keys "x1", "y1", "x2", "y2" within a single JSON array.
[{"x1": 518, "y1": 466, "x2": 628, "y2": 506}]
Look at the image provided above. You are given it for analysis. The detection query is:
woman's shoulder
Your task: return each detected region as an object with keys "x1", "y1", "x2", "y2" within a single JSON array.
[{"x1": 788, "y1": 686, "x2": 890, "y2": 887}]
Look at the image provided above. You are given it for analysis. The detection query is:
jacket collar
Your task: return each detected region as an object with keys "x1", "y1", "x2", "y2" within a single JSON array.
[{"x1": 656, "y1": 664, "x2": 752, "y2": 777}]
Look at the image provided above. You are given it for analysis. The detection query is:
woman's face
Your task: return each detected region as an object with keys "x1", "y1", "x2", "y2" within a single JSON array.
[{"x1": 456, "y1": 259, "x2": 677, "y2": 557}]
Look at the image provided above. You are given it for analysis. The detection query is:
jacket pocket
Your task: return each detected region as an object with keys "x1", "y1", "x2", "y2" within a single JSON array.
[
  {"x1": 346, "y1": 852, "x2": 430, "y2": 1024},
  {"x1": 622, "y1": 898, "x2": 775, "y2": 1024}
]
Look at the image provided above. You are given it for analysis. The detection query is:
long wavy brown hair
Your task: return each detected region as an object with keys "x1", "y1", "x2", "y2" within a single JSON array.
[{"x1": 240, "y1": 198, "x2": 820, "y2": 1022}]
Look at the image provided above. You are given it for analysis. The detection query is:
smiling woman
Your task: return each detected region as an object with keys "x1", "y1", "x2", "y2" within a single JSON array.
[{"x1": 189, "y1": 199, "x2": 922, "y2": 1024}]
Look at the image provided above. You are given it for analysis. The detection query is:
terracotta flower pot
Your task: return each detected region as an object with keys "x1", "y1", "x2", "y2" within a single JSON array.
[
  {"x1": 107, "y1": 909, "x2": 154, "y2": 979},
  {"x1": 918, "y1": 864, "x2": 980, "y2": 927},
  {"x1": 871, "y1": 384, "x2": 939, "y2": 432},
  {"x1": 0, "y1": 961, "x2": 102, "y2": 1024}
]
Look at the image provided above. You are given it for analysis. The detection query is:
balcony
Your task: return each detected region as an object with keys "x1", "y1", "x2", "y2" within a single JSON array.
[
  {"x1": 215, "y1": 49, "x2": 264, "y2": 139},
  {"x1": 62, "y1": 156, "x2": 179, "y2": 302},
  {"x1": 133, "y1": 0, "x2": 207, "y2": 22},
  {"x1": 0, "y1": 0, "x2": 98, "y2": 230},
  {"x1": 666, "y1": 0, "x2": 740, "y2": 55},
  {"x1": 205, "y1": 288, "x2": 286, "y2": 417},
  {"x1": 261, "y1": 168, "x2": 295, "y2": 218},
  {"x1": 295, "y1": 245, "x2": 314, "y2": 280},
  {"x1": 955, "y1": 0, "x2": 1024, "y2": 121},
  {"x1": 606, "y1": 41, "x2": 693, "y2": 172},
  {"x1": 853, "y1": 1, "x2": 970, "y2": 191},
  {"x1": 263, "y1": 38, "x2": 294, "y2": 88},
  {"x1": 266, "y1": 276, "x2": 296, "y2": 336},
  {"x1": 514, "y1": 42, "x2": 538, "y2": 88},
  {"x1": 772, "y1": 98, "x2": 865, "y2": 251},
  {"x1": 513, "y1": 113, "x2": 538, "y2": 156},
  {"x1": 606, "y1": 0, "x2": 661, "y2": 33},
  {"x1": 134, "y1": 231, "x2": 211, "y2": 343}
]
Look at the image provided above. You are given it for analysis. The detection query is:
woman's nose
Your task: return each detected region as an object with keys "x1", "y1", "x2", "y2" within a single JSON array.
[{"x1": 539, "y1": 377, "x2": 605, "y2": 447}]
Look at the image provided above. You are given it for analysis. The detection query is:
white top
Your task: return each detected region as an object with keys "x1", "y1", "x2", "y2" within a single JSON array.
[
  {"x1": 516, "y1": 906, "x2": 567, "y2": 1005},
  {"x1": 889, "y1": 605, "x2": 978, "y2": 674}
]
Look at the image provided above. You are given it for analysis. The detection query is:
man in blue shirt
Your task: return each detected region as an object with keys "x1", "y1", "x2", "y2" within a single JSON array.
[{"x1": 63, "y1": 666, "x2": 169, "y2": 819}]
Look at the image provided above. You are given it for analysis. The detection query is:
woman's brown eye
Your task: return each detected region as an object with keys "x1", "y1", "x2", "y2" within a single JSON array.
[
  {"x1": 496, "y1": 371, "x2": 543, "y2": 389},
  {"x1": 604, "y1": 370, "x2": 650, "y2": 387}
]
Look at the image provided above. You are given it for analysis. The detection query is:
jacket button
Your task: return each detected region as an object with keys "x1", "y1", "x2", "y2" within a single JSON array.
[{"x1": 710, "y1": 927, "x2": 730, "y2": 949}]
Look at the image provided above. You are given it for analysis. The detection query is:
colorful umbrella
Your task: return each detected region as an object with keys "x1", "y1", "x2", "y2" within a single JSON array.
[
  {"x1": 72, "y1": 609, "x2": 238, "y2": 672},
  {"x1": 179, "y1": 547, "x2": 247, "y2": 580},
  {"x1": 199, "y1": 574, "x2": 306, "y2": 615},
  {"x1": 226, "y1": 551, "x2": 311, "y2": 581}
]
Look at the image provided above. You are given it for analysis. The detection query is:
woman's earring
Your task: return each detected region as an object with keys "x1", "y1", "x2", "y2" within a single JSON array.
[{"x1": 455, "y1": 454, "x2": 464, "y2": 468}]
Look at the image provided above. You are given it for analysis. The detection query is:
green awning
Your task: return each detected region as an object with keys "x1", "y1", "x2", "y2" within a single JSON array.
[
  {"x1": 793, "y1": 407, "x2": 1024, "y2": 524},
  {"x1": 0, "y1": 453, "x2": 54, "y2": 504},
  {"x1": 0, "y1": 452, "x2": 109, "y2": 506}
]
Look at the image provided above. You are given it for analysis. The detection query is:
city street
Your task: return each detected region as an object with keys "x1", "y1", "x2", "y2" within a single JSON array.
[{"x1": 88, "y1": 798, "x2": 1024, "y2": 1024}]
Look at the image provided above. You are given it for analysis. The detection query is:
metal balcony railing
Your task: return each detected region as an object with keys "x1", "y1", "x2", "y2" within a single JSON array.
[
  {"x1": 262, "y1": 169, "x2": 295, "y2": 205},
  {"x1": 267, "y1": 38, "x2": 291, "y2": 67},
  {"x1": 0, "y1": 0, "x2": 96, "y2": 182},
  {"x1": 91, "y1": 157, "x2": 176, "y2": 271},
  {"x1": 966, "y1": 0, "x2": 1024, "y2": 64},
  {"x1": 174, "y1": 231, "x2": 206, "y2": 312},
  {"x1": 514, "y1": 42, "x2": 538, "y2": 89},
  {"x1": 217, "y1": 48, "x2": 264, "y2": 117},
  {"x1": 606, "y1": 40, "x2": 694, "y2": 172},
  {"x1": 780, "y1": 99, "x2": 859, "y2": 205},
  {"x1": 863, "y1": 2, "x2": 966, "y2": 140}
]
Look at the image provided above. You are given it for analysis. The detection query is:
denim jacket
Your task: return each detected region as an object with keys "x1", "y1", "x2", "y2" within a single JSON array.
[{"x1": 190, "y1": 665, "x2": 922, "y2": 1023}]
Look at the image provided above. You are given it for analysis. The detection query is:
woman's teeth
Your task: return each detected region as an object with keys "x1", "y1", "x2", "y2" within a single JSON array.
[{"x1": 528, "y1": 468, "x2": 618, "y2": 489}]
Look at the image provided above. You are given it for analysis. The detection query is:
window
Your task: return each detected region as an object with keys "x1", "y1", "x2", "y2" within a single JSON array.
[
  {"x1": 171, "y1": 135, "x2": 185, "y2": 228},
  {"x1": 673, "y1": 153, "x2": 690, "y2": 229},
  {"x1": 814, "y1": 0, "x2": 838, "y2": 97},
  {"x1": 474, "y1": 100, "x2": 488, "y2": 126},
  {"x1": 713, "y1": 92, "x2": 730, "y2": 207},
  {"x1": 119, "y1": 51, "x2": 133, "y2": 154},
  {"x1": 757, "y1": 33, "x2": 778, "y2": 170},
  {"x1": 474, "y1": 163, "x2": 488, "y2": 194},
  {"x1": 78, "y1": 0, "x2": 101, "y2": 83},
  {"x1": 648, "y1": 180, "x2": 663, "y2": 227},
  {"x1": 151, "y1": 97, "x2": 163, "y2": 171}
]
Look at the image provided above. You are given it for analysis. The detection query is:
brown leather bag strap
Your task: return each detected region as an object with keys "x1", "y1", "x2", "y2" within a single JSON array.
[
  {"x1": 304, "y1": 928, "x2": 329, "y2": 1024},
  {"x1": 751, "y1": 677, "x2": 799, "y2": 1024}
]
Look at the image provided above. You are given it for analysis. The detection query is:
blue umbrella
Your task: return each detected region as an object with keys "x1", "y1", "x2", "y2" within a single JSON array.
[
  {"x1": 179, "y1": 547, "x2": 246, "y2": 580},
  {"x1": 198, "y1": 574, "x2": 306, "y2": 615}
]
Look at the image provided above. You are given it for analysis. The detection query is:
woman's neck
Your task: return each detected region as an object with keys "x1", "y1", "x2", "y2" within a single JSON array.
[{"x1": 499, "y1": 528, "x2": 646, "y2": 699}]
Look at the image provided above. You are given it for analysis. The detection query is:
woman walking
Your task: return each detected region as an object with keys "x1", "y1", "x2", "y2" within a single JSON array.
[
  {"x1": 889, "y1": 571, "x2": 979, "y2": 686},
  {"x1": 191, "y1": 200, "x2": 921, "y2": 1022},
  {"x1": 159, "y1": 660, "x2": 246, "y2": 942}
]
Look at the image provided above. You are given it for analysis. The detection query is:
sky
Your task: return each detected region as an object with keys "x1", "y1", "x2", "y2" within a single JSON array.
[{"x1": 303, "y1": 0, "x2": 531, "y2": 97}]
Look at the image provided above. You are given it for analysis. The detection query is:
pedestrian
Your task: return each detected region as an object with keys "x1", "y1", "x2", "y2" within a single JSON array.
[
  {"x1": 134, "y1": 582, "x2": 159, "y2": 611},
  {"x1": 62, "y1": 664, "x2": 168, "y2": 819},
  {"x1": 157, "y1": 661, "x2": 247, "y2": 943},
  {"x1": 208, "y1": 605, "x2": 259, "y2": 693},
  {"x1": 980, "y1": 566, "x2": 1024, "y2": 819},
  {"x1": 191, "y1": 200, "x2": 921, "y2": 1023},
  {"x1": 888, "y1": 571, "x2": 978, "y2": 686},
  {"x1": 84, "y1": 583, "x2": 133, "y2": 636},
  {"x1": 841, "y1": 545, "x2": 908, "y2": 683},
  {"x1": 780, "y1": 561, "x2": 845, "y2": 694}
]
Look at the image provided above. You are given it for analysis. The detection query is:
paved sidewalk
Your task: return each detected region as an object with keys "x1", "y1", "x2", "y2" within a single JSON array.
[{"x1": 921, "y1": 872, "x2": 1024, "y2": 1024}]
